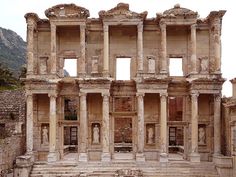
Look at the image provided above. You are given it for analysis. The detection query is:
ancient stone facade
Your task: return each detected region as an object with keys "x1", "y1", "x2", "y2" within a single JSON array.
[
  {"x1": 0, "y1": 90, "x2": 26, "y2": 173},
  {"x1": 14, "y1": 3, "x2": 235, "y2": 177}
]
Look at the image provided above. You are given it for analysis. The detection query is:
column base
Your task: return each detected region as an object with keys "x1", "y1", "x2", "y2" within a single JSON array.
[
  {"x1": 79, "y1": 153, "x2": 88, "y2": 162},
  {"x1": 47, "y1": 152, "x2": 59, "y2": 163},
  {"x1": 160, "y1": 153, "x2": 168, "y2": 163},
  {"x1": 101, "y1": 152, "x2": 111, "y2": 162},
  {"x1": 136, "y1": 153, "x2": 145, "y2": 162},
  {"x1": 189, "y1": 152, "x2": 200, "y2": 162}
]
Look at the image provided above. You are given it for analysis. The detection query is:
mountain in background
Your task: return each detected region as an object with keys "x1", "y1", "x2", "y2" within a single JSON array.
[{"x1": 0, "y1": 27, "x2": 26, "y2": 76}]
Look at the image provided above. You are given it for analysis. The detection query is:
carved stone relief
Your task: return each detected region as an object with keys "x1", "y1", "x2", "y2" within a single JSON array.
[
  {"x1": 39, "y1": 57, "x2": 48, "y2": 74},
  {"x1": 199, "y1": 57, "x2": 209, "y2": 73},
  {"x1": 115, "y1": 169, "x2": 143, "y2": 177},
  {"x1": 91, "y1": 56, "x2": 99, "y2": 73},
  {"x1": 146, "y1": 124, "x2": 155, "y2": 145}
]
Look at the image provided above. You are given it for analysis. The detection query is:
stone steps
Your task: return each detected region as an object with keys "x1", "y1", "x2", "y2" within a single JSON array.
[{"x1": 30, "y1": 161, "x2": 219, "y2": 177}]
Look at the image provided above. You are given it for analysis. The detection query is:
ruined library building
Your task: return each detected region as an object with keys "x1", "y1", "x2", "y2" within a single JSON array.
[{"x1": 13, "y1": 3, "x2": 236, "y2": 177}]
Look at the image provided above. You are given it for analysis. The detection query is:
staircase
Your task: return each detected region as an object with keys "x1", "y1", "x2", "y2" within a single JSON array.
[{"x1": 30, "y1": 161, "x2": 219, "y2": 177}]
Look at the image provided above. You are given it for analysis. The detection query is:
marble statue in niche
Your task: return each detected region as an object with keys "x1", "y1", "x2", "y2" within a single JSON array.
[
  {"x1": 42, "y1": 126, "x2": 49, "y2": 145},
  {"x1": 198, "y1": 127, "x2": 206, "y2": 145},
  {"x1": 146, "y1": 124, "x2": 155, "y2": 144},
  {"x1": 92, "y1": 123, "x2": 100, "y2": 144},
  {"x1": 147, "y1": 127, "x2": 154, "y2": 144}
]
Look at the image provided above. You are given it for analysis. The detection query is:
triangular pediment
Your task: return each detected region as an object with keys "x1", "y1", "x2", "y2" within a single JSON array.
[
  {"x1": 99, "y1": 3, "x2": 147, "y2": 20},
  {"x1": 45, "y1": 4, "x2": 90, "y2": 19}
]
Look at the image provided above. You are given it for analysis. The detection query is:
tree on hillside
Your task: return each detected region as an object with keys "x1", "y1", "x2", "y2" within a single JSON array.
[{"x1": 0, "y1": 63, "x2": 17, "y2": 87}]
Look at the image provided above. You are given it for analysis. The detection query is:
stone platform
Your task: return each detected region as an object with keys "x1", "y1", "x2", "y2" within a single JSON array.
[{"x1": 30, "y1": 160, "x2": 219, "y2": 177}]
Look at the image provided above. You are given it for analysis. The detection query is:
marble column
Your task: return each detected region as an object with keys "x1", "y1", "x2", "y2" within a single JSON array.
[
  {"x1": 103, "y1": 24, "x2": 109, "y2": 76},
  {"x1": 160, "y1": 93, "x2": 168, "y2": 162},
  {"x1": 26, "y1": 93, "x2": 33, "y2": 154},
  {"x1": 191, "y1": 24, "x2": 197, "y2": 74},
  {"x1": 190, "y1": 92, "x2": 200, "y2": 162},
  {"x1": 50, "y1": 23, "x2": 57, "y2": 75},
  {"x1": 160, "y1": 21, "x2": 167, "y2": 74},
  {"x1": 212, "y1": 21, "x2": 221, "y2": 73},
  {"x1": 101, "y1": 93, "x2": 111, "y2": 161},
  {"x1": 214, "y1": 94, "x2": 221, "y2": 155},
  {"x1": 137, "y1": 23, "x2": 143, "y2": 72},
  {"x1": 47, "y1": 93, "x2": 58, "y2": 162},
  {"x1": 26, "y1": 23, "x2": 35, "y2": 75},
  {"x1": 79, "y1": 24, "x2": 86, "y2": 75},
  {"x1": 136, "y1": 93, "x2": 145, "y2": 162},
  {"x1": 79, "y1": 92, "x2": 88, "y2": 162}
]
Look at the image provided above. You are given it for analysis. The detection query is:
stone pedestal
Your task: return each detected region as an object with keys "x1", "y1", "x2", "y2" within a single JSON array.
[
  {"x1": 101, "y1": 152, "x2": 111, "y2": 162},
  {"x1": 14, "y1": 155, "x2": 33, "y2": 177},
  {"x1": 160, "y1": 153, "x2": 168, "y2": 163},
  {"x1": 47, "y1": 152, "x2": 59, "y2": 163},
  {"x1": 79, "y1": 152, "x2": 88, "y2": 162},
  {"x1": 136, "y1": 153, "x2": 145, "y2": 162},
  {"x1": 189, "y1": 152, "x2": 200, "y2": 162}
]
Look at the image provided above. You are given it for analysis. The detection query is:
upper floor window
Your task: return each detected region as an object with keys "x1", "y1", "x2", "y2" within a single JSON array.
[
  {"x1": 169, "y1": 57, "x2": 183, "y2": 76},
  {"x1": 63, "y1": 59, "x2": 77, "y2": 77},
  {"x1": 116, "y1": 58, "x2": 131, "y2": 80}
]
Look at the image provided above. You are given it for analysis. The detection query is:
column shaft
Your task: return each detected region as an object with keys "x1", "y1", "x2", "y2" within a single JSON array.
[
  {"x1": 213, "y1": 21, "x2": 221, "y2": 73},
  {"x1": 103, "y1": 25, "x2": 109, "y2": 74},
  {"x1": 79, "y1": 25, "x2": 86, "y2": 75},
  {"x1": 160, "y1": 22, "x2": 167, "y2": 73},
  {"x1": 101, "y1": 93, "x2": 111, "y2": 161},
  {"x1": 160, "y1": 93, "x2": 167, "y2": 153},
  {"x1": 79, "y1": 93, "x2": 88, "y2": 162},
  {"x1": 137, "y1": 23, "x2": 143, "y2": 72},
  {"x1": 214, "y1": 94, "x2": 221, "y2": 155},
  {"x1": 190, "y1": 92, "x2": 200, "y2": 162},
  {"x1": 26, "y1": 25, "x2": 34, "y2": 75},
  {"x1": 137, "y1": 93, "x2": 144, "y2": 153},
  {"x1": 191, "y1": 24, "x2": 197, "y2": 73},
  {"x1": 26, "y1": 93, "x2": 33, "y2": 153},
  {"x1": 49, "y1": 95, "x2": 57, "y2": 153},
  {"x1": 50, "y1": 24, "x2": 57, "y2": 74}
]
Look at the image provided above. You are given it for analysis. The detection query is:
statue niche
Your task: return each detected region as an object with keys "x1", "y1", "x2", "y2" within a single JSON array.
[{"x1": 92, "y1": 123, "x2": 100, "y2": 144}]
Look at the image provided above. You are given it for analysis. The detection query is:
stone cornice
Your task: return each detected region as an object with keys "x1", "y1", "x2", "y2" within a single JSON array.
[
  {"x1": 99, "y1": 3, "x2": 147, "y2": 20},
  {"x1": 45, "y1": 3, "x2": 90, "y2": 19},
  {"x1": 24, "y1": 13, "x2": 39, "y2": 25}
]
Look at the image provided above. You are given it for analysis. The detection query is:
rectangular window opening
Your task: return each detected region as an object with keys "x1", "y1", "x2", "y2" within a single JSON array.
[
  {"x1": 116, "y1": 58, "x2": 131, "y2": 80},
  {"x1": 63, "y1": 59, "x2": 77, "y2": 77},
  {"x1": 169, "y1": 58, "x2": 183, "y2": 76}
]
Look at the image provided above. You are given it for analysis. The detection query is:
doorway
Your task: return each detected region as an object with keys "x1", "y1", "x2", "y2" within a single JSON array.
[{"x1": 64, "y1": 126, "x2": 78, "y2": 153}]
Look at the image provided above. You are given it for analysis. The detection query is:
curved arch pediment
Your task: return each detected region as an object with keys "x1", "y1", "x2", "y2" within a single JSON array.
[
  {"x1": 45, "y1": 3, "x2": 90, "y2": 19},
  {"x1": 163, "y1": 4, "x2": 198, "y2": 18}
]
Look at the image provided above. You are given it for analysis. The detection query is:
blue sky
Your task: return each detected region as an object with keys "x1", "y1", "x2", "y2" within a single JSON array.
[{"x1": 1, "y1": 0, "x2": 235, "y2": 96}]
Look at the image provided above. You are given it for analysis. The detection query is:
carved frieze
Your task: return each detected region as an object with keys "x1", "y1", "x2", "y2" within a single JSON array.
[{"x1": 115, "y1": 169, "x2": 143, "y2": 177}]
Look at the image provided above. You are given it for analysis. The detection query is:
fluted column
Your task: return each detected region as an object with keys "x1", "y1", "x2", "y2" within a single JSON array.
[
  {"x1": 137, "y1": 23, "x2": 143, "y2": 72},
  {"x1": 103, "y1": 24, "x2": 109, "y2": 76},
  {"x1": 101, "y1": 93, "x2": 111, "y2": 161},
  {"x1": 160, "y1": 21, "x2": 167, "y2": 74},
  {"x1": 47, "y1": 93, "x2": 58, "y2": 162},
  {"x1": 214, "y1": 94, "x2": 221, "y2": 155},
  {"x1": 160, "y1": 93, "x2": 168, "y2": 162},
  {"x1": 136, "y1": 93, "x2": 145, "y2": 162},
  {"x1": 50, "y1": 23, "x2": 57, "y2": 75},
  {"x1": 79, "y1": 92, "x2": 88, "y2": 162},
  {"x1": 190, "y1": 92, "x2": 200, "y2": 162},
  {"x1": 191, "y1": 24, "x2": 197, "y2": 74},
  {"x1": 79, "y1": 24, "x2": 86, "y2": 75},
  {"x1": 26, "y1": 21, "x2": 35, "y2": 75},
  {"x1": 26, "y1": 93, "x2": 33, "y2": 154}
]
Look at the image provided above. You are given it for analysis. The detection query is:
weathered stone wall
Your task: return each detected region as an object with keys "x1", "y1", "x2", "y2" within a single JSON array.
[{"x1": 0, "y1": 90, "x2": 26, "y2": 172}]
